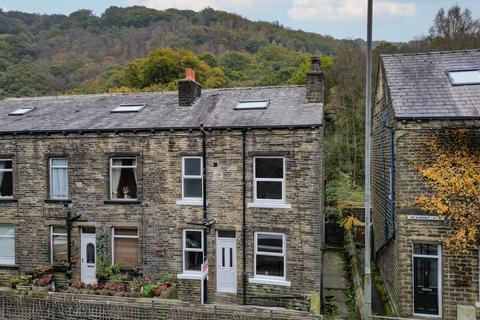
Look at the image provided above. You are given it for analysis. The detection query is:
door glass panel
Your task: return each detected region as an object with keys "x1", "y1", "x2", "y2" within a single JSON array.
[
  {"x1": 218, "y1": 231, "x2": 235, "y2": 238},
  {"x1": 229, "y1": 248, "x2": 233, "y2": 268},
  {"x1": 222, "y1": 248, "x2": 225, "y2": 267},
  {"x1": 86, "y1": 243, "x2": 95, "y2": 264}
]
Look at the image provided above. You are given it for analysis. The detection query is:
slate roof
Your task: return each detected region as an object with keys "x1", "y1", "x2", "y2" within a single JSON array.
[
  {"x1": 0, "y1": 86, "x2": 323, "y2": 134},
  {"x1": 381, "y1": 49, "x2": 480, "y2": 120}
]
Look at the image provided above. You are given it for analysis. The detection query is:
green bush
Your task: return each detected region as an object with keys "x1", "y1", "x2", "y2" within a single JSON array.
[
  {"x1": 158, "y1": 273, "x2": 175, "y2": 284},
  {"x1": 141, "y1": 284, "x2": 158, "y2": 298}
]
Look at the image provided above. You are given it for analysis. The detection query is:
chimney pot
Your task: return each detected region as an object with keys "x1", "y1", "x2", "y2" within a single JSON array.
[
  {"x1": 311, "y1": 56, "x2": 321, "y2": 71},
  {"x1": 185, "y1": 68, "x2": 196, "y2": 81}
]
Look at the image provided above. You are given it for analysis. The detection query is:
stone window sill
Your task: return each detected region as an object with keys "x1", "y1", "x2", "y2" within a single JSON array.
[
  {"x1": 176, "y1": 199, "x2": 204, "y2": 206},
  {"x1": 247, "y1": 202, "x2": 291, "y2": 209},
  {"x1": 248, "y1": 277, "x2": 291, "y2": 287},
  {"x1": 45, "y1": 199, "x2": 72, "y2": 204},
  {"x1": 177, "y1": 273, "x2": 203, "y2": 280},
  {"x1": 104, "y1": 200, "x2": 141, "y2": 205},
  {"x1": 0, "y1": 198, "x2": 17, "y2": 203}
]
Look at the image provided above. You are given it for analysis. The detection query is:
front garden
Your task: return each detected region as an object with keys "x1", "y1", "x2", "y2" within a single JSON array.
[{"x1": 7, "y1": 263, "x2": 177, "y2": 299}]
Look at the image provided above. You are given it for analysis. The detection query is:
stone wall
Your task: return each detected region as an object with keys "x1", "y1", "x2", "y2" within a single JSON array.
[{"x1": 0, "y1": 127, "x2": 324, "y2": 310}]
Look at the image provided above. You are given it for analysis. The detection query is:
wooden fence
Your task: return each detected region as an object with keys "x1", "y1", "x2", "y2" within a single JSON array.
[{"x1": 0, "y1": 291, "x2": 316, "y2": 320}]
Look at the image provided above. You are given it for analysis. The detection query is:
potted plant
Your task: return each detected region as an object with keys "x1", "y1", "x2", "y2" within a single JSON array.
[{"x1": 13, "y1": 275, "x2": 32, "y2": 291}]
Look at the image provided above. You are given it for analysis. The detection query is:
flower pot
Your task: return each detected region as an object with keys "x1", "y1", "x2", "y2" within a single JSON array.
[{"x1": 16, "y1": 285, "x2": 31, "y2": 291}]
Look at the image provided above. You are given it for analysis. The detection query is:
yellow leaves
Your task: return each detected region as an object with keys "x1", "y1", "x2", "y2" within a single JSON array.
[
  {"x1": 340, "y1": 216, "x2": 362, "y2": 230},
  {"x1": 414, "y1": 129, "x2": 480, "y2": 254}
]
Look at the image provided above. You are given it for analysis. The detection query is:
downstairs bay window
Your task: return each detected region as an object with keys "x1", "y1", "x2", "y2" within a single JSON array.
[
  {"x1": 0, "y1": 225, "x2": 15, "y2": 265},
  {"x1": 250, "y1": 232, "x2": 290, "y2": 286},
  {"x1": 181, "y1": 230, "x2": 204, "y2": 277},
  {"x1": 112, "y1": 228, "x2": 138, "y2": 268},
  {"x1": 51, "y1": 226, "x2": 68, "y2": 264}
]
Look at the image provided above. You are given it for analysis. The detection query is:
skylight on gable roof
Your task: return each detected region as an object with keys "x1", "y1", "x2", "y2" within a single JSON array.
[
  {"x1": 9, "y1": 106, "x2": 35, "y2": 116},
  {"x1": 111, "y1": 104, "x2": 146, "y2": 113},
  {"x1": 448, "y1": 69, "x2": 480, "y2": 85},
  {"x1": 234, "y1": 100, "x2": 270, "y2": 110}
]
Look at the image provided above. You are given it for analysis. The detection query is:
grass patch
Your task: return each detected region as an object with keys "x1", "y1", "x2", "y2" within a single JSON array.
[
  {"x1": 372, "y1": 264, "x2": 396, "y2": 317},
  {"x1": 343, "y1": 251, "x2": 359, "y2": 320}
]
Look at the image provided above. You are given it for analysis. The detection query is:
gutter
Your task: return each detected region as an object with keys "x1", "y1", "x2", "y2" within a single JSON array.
[{"x1": 0, "y1": 124, "x2": 323, "y2": 136}]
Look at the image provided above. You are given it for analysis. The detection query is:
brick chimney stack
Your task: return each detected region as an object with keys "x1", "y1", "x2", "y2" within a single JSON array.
[
  {"x1": 306, "y1": 56, "x2": 324, "y2": 104},
  {"x1": 178, "y1": 68, "x2": 202, "y2": 106}
]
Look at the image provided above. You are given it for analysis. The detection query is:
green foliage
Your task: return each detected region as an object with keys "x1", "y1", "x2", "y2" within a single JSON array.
[
  {"x1": 10, "y1": 274, "x2": 32, "y2": 285},
  {"x1": 141, "y1": 284, "x2": 159, "y2": 298},
  {"x1": 157, "y1": 273, "x2": 175, "y2": 284}
]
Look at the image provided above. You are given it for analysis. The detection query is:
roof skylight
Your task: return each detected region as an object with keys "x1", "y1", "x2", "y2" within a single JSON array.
[
  {"x1": 234, "y1": 100, "x2": 270, "y2": 110},
  {"x1": 448, "y1": 69, "x2": 480, "y2": 85},
  {"x1": 8, "y1": 106, "x2": 35, "y2": 116},
  {"x1": 111, "y1": 104, "x2": 146, "y2": 113}
]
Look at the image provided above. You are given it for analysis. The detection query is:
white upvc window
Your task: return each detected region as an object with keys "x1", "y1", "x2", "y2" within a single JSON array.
[
  {"x1": 0, "y1": 159, "x2": 13, "y2": 199},
  {"x1": 50, "y1": 226, "x2": 68, "y2": 264},
  {"x1": 250, "y1": 232, "x2": 290, "y2": 286},
  {"x1": 180, "y1": 156, "x2": 203, "y2": 202},
  {"x1": 110, "y1": 157, "x2": 138, "y2": 200},
  {"x1": 112, "y1": 228, "x2": 139, "y2": 268},
  {"x1": 50, "y1": 158, "x2": 68, "y2": 199},
  {"x1": 0, "y1": 225, "x2": 15, "y2": 265},
  {"x1": 253, "y1": 157, "x2": 286, "y2": 204},
  {"x1": 182, "y1": 229, "x2": 204, "y2": 274}
]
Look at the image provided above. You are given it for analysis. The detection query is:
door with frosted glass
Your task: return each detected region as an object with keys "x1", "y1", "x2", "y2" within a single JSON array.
[
  {"x1": 216, "y1": 234, "x2": 237, "y2": 293},
  {"x1": 81, "y1": 231, "x2": 96, "y2": 284}
]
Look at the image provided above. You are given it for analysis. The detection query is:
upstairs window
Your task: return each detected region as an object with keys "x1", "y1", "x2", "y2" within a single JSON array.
[
  {"x1": 50, "y1": 158, "x2": 68, "y2": 200},
  {"x1": 0, "y1": 225, "x2": 15, "y2": 265},
  {"x1": 182, "y1": 157, "x2": 203, "y2": 200},
  {"x1": 254, "y1": 232, "x2": 286, "y2": 279},
  {"x1": 110, "y1": 158, "x2": 137, "y2": 200},
  {"x1": 50, "y1": 226, "x2": 67, "y2": 264},
  {"x1": 253, "y1": 157, "x2": 285, "y2": 203},
  {"x1": 234, "y1": 100, "x2": 269, "y2": 110},
  {"x1": 183, "y1": 229, "x2": 204, "y2": 273},
  {"x1": 448, "y1": 69, "x2": 480, "y2": 85},
  {"x1": 112, "y1": 228, "x2": 139, "y2": 268},
  {"x1": 0, "y1": 160, "x2": 13, "y2": 198},
  {"x1": 8, "y1": 106, "x2": 35, "y2": 116},
  {"x1": 111, "y1": 104, "x2": 146, "y2": 113}
]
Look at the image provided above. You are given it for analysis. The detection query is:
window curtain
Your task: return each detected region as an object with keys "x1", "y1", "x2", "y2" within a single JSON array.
[
  {"x1": 0, "y1": 161, "x2": 4, "y2": 193},
  {"x1": 111, "y1": 168, "x2": 121, "y2": 199},
  {"x1": 52, "y1": 161, "x2": 68, "y2": 198}
]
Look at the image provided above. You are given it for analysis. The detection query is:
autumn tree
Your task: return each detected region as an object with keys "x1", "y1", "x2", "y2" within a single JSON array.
[{"x1": 414, "y1": 129, "x2": 480, "y2": 254}]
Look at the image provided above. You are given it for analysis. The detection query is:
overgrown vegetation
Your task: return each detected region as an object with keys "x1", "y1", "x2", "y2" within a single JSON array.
[{"x1": 413, "y1": 129, "x2": 480, "y2": 254}]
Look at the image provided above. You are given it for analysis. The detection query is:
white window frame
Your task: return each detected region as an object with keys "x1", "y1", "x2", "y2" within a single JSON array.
[
  {"x1": 253, "y1": 157, "x2": 286, "y2": 205},
  {"x1": 250, "y1": 232, "x2": 290, "y2": 286},
  {"x1": 182, "y1": 229, "x2": 204, "y2": 275},
  {"x1": 111, "y1": 227, "x2": 139, "y2": 266},
  {"x1": 412, "y1": 243, "x2": 442, "y2": 318},
  {"x1": 0, "y1": 159, "x2": 13, "y2": 199},
  {"x1": 178, "y1": 156, "x2": 203, "y2": 204},
  {"x1": 50, "y1": 226, "x2": 67, "y2": 264},
  {"x1": 0, "y1": 225, "x2": 15, "y2": 265},
  {"x1": 109, "y1": 157, "x2": 137, "y2": 201},
  {"x1": 49, "y1": 158, "x2": 68, "y2": 200}
]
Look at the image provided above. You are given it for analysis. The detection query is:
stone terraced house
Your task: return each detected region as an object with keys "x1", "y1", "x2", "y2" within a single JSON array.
[
  {"x1": 372, "y1": 50, "x2": 480, "y2": 319},
  {"x1": 0, "y1": 59, "x2": 325, "y2": 311}
]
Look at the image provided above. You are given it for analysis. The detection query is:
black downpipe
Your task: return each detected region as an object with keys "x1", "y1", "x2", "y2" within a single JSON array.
[
  {"x1": 201, "y1": 125, "x2": 208, "y2": 304},
  {"x1": 242, "y1": 129, "x2": 247, "y2": 305},
  {"x1": 385, "y1": 125, "x2": 396, "y2": 234}
]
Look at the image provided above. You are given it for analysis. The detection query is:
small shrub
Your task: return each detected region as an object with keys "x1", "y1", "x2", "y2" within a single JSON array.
[
  {"x1": 158, "y1": 273, "x2": 175, "y2": 284},
  {"x1": 141, "y1": 284, "x2": 158, "y2": 298}
]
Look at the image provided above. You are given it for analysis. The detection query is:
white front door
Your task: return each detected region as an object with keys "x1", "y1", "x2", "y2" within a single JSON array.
[
  {"x1": 216, "y1": 236, "x2": 237, "y2": 293},
  {"x1": 81, "y1": 232, "x2": 96, "y2": 284}
]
